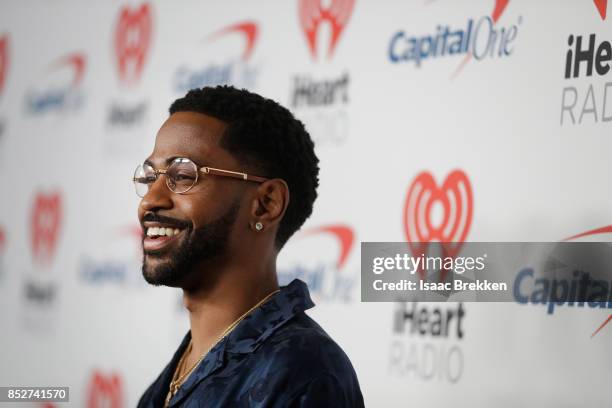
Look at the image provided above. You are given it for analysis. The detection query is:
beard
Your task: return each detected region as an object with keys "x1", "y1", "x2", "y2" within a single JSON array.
[{"x1": 141, "y1": 201, "x2": 240, "y2": 288}]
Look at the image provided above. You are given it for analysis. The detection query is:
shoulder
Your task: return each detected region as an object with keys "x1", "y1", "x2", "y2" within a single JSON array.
[
  {"x1": 262, "y1": 313, "x2": 352, "y2": 368},
  {"x1": 247, "y1": 312, "x2": 364, "y2": 406},
  {"x1": 286, "y1": 371, "x2": 364, "y2": 408}
]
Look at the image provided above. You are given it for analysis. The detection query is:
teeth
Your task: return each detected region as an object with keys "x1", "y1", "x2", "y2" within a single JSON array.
[{"x1": 146, "y1": 226, "x2": 181, "y2": 237}]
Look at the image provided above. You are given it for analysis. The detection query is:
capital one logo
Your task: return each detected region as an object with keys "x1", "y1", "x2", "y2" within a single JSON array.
[
  {"x1": 301, "y1": 224, "x2": 354, "y2": 270},
  {"x1": 51, "y1": 53, "x2": 86, "y2": 87},
  {"x1": 25, "y1": 52, "x2": 87, "y2": 114},
  {"x1": 388, "y1": 0, "x2": 520, "y2": 79},
  {"x1": 79, "y1": 224, "x2": 144, "y2": 286},
  {"x1": 114, "y1": 3, "x2": 152, "y2": 85},
  {"x1": 562, "y1": 225, "x2": 612, "y2": 338},
  {"x1": 299, "y1": 0, "x2": 355, "y2": 60},
  {"x1": 30, "y1": 192, "x2": 62, "y2": 266},
  {"x1": 455, "y1": 0, "x2": 515, "y2": 78},
  {"x1": 87, "y1": 371, "x2": 123, "y2": 408},
  {"x1": 208, "y1": 22, "x2": 258, "y2": 62},
  {"x1": 403, "y1": 170, "x2": 474, "y2": 280},
  {"x1": 173, "y1": 21, "x2": 259, "y2": 92},
  {"x1": 0, "y1": 34, "x2": 8, "y2": 96},
  {"x1": 279, "y1": 224, "x2": 356, "y2": 301},
  {"x1": 594, "y1": 0, "x2": 608, "y2": 19}
]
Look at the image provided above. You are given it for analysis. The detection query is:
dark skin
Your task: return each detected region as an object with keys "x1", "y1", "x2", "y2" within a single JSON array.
[{"x1": 138, "y1": 111, "x2": 289, "y2": 373}]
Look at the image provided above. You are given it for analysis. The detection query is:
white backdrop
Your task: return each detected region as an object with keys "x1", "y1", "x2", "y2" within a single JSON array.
[{"x1": 0, "y1": 1, "x2": 611, "y2": 407}]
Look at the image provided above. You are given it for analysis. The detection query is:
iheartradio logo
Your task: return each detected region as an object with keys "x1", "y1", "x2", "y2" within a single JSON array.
[
  {"x1": 87, "y1": 371, "x2": 123, "y2": 408},
  {"x1": 30, "y1": 192, "x2": 62, "y2": 266},
  {"x1": 403, "y1": 170, "x2": 474, "y2": 280},
  {"x1": 0, "y1": 34, "x2": 8, "y2": 95},
  {"x1": 299, "y1": 0, "x2": 355, "y2": 60},
  {"x1": 114, "y1": 3, "x2": 152, "y2": 85}
]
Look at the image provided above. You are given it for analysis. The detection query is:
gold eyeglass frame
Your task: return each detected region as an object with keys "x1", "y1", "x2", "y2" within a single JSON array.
[{"x1": 133, "y1": 157, "x2": 269, "y2": 197}]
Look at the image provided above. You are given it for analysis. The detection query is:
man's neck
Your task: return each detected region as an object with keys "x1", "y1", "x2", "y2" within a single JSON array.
[{"x1": 181, "y1": 268, "x2": 279, "y2": 364}]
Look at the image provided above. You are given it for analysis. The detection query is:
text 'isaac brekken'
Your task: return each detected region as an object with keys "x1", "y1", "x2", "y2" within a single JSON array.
[{"x1": 373, "y1": 279, "x2": 507, "y2": 292}]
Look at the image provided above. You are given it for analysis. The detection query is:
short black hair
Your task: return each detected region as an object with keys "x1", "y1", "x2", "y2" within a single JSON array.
[{"x1": 169, "y1": 85, "x2": 319, "y2": 248}]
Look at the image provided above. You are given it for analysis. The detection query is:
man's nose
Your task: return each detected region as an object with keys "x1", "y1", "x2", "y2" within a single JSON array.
[{"x1": 139, "y1": 176, "x2": 173, "y2": 212}]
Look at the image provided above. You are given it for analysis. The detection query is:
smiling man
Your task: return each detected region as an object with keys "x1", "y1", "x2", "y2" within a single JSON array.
[{"x1": 134, "y1": 86, "x2": 364, "y2": 408}]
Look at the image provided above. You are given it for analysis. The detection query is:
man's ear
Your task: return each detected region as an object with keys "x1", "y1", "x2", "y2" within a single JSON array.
[{"x1": 249, "y1": 179, "x2": 290, "y2": 230}]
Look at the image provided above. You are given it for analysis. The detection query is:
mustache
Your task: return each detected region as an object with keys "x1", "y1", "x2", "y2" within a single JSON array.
[{"x1": 142, "y1": 213, "x2": 191, "y2": 230}]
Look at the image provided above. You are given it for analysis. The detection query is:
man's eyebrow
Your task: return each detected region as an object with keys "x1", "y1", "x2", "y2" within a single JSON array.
[
  {"x1": 144, "y1": 156, "x2": 205, "y2": 168},
  {"x1": 165, "y1": 156, "x2": 198, "y2": 166}
]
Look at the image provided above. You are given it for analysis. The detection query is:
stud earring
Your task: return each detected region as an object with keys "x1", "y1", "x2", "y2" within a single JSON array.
[{"x1": 255, "y1": 222, "x2": 263, "y2": 231}]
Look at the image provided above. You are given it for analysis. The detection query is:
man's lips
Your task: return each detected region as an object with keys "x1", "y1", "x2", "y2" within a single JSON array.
[
  {"x1": 142, "y1": 224, "x2": 186, "y2": 254},
  {"x1": 140, "y1": 213, "x2": 191, "y2": 254},
  {"x1": 141, "y1": 213, "x2": 190, "y2": 231},
  {"x1": 143, "y1": 229, "x2": 184, "y2": 253}
]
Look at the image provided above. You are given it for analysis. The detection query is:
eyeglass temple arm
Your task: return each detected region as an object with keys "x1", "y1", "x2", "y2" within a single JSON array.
[{"x1": 200, "y1": 167, "x2": 268, "y2": 183}]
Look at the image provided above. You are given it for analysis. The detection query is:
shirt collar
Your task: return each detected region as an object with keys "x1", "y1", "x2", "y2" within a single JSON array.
[
  {"x1": 166, "y1": 279, "x2": 314, "y2": 406},
  {"x1": 224, "y1": 278, "x2": 315, "y2": 354}
]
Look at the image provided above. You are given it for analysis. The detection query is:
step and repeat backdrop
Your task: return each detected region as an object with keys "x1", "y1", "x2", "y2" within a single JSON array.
[{"x1": 0, "y1": 0, "x2": 611, "y2": 407}]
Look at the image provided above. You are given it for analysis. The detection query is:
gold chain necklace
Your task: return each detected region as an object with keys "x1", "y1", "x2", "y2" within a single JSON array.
[{"x1": 164, "y1": 288, "x2": 281, "y2": 407}]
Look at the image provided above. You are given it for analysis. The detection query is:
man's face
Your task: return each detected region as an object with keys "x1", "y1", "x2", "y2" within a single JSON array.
[{"x1": 137, "y1": 111, "x2": 247, "y2": 288}]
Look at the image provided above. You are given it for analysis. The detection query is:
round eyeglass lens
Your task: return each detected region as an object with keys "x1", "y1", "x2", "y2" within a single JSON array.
[
  {"x1": 166, "y1": 158, "x2": 198, "y2": 193},
  {"x1": 133, "y1": 163, "x2": 155, "y2": 198}
]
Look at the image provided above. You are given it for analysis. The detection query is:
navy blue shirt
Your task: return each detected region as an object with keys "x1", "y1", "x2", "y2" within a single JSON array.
[{"x1": 137, "y1": 279, "x2": 365, "y2": 407}]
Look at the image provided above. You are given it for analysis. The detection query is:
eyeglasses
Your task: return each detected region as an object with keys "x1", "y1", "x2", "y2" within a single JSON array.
[{"x1": 133, "y1": 157, "x2": 269, "y2": 198}]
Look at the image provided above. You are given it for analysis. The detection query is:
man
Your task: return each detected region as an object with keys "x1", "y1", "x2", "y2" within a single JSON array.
[{"x1": 135, "y1": 86, "x2": 364, "y2": 407}]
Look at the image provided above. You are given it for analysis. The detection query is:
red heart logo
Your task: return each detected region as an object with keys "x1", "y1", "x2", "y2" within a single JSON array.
[
  {"x1": 115, "y1": 3, "x2": 152, "y2": 85},
  {"x1": 0, "y1": 34, "x2": 8, "y2": 96},
  {"x1": 30, "y1": 192, "x2": 62, "y2": 266},
  {"x1": 403, "y1": 170, "x2": 473, "y2": 280},
  {"x1": 87, "y1": 371, "x2": 123, "y2": 408},
  {"x1": 299, "y1": 0, "x2": 355, "y2": 60}
]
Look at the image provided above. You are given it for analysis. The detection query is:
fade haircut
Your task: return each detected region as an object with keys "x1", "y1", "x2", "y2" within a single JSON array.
[{"x1": 169, "y1": 85, "x2": 319, "y2": 248}]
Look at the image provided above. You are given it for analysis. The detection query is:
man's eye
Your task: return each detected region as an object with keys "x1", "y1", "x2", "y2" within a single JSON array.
[
  {"x1": 174, "y1": 173, "x2": 196, "y2": 181},
  {"x1": 136, "y1": 176, "x2": 156, "y2": 184}
]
